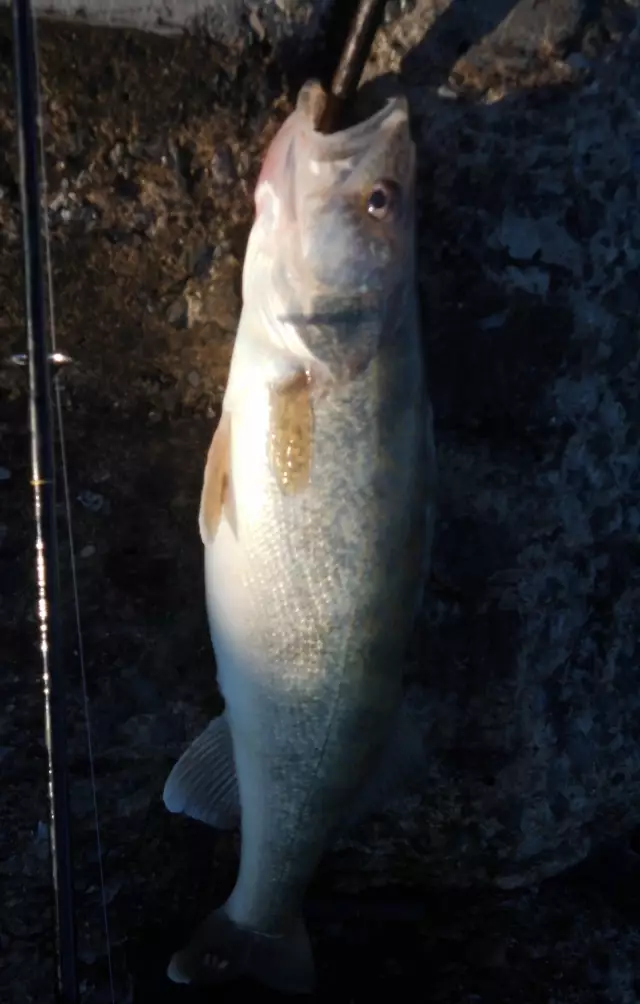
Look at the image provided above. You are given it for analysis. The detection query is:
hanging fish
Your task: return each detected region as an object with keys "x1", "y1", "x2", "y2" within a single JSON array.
[{"x1": 163, "y1": 78, "x2": 437, "y2": 995}]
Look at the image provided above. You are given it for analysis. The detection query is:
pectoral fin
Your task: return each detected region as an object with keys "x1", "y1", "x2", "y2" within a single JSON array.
[
  {"x1": 162, "y1": 713, "x2": 240, "y2": 830},
  {"x1": 269, "y1": 370, "x2": 314, "y2": 495},
  {"x1": 199, "y1": 411, "x2": 236, "y2": 545}
]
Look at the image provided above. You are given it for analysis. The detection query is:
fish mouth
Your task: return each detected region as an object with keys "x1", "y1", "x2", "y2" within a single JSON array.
[{"x1": 295, "y1": 80, "x2": 410, "y2": 161}]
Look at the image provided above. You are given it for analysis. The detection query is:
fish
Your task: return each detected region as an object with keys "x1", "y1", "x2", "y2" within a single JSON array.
[{"x1": 162, "y1": 78, "x2": 437, "y2": 995}]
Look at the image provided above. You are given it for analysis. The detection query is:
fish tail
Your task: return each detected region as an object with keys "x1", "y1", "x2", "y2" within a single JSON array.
[{"x1": 167, "y1": 904, "x2": 315, "y2": 995}]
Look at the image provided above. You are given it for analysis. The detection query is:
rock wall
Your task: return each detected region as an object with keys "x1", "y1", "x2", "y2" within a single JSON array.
[{"x1": 335, "y1": 0, "x2": 640, "y2": 889}]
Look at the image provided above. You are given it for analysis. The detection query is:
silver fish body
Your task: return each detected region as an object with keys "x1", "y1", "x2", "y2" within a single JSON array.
[{"x1": 163, "y1": 80, "x2": 436, "y2": 994}]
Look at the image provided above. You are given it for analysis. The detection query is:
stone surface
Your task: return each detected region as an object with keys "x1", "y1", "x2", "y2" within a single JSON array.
[{"x1": 2, "y1": 3, "x2": 640, "y2": 1002}]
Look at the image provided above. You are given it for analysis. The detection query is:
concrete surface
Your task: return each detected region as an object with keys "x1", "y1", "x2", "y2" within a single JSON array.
[{"x1": 0, "y1": 0, "x2": 333, "y2": 43}]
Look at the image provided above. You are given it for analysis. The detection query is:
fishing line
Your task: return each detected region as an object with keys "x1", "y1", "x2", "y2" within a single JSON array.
[
  {"x1": 50, "y1": 349, "x2": 118, "y2": 1004},
  {"x1": 36, "y1": 23, "x2": 117, "y2": 1004},
  {"x1": 39, "y1": 93, "x2": 118, "y2": 1004}
]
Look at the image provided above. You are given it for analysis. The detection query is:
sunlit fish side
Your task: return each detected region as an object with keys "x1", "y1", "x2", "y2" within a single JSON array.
[{"x1": 162, "y1": 78, "x2": 437, "y2": 994}]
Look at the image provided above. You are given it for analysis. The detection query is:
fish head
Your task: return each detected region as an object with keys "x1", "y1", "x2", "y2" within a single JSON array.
[{"x1": 253, "y1": 80, "x2": 417, "y2": 376}]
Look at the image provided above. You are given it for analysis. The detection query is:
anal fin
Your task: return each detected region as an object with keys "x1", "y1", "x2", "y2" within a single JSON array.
[{"x1": 162, "y1": 713, "x2": 240, "y2": 830}]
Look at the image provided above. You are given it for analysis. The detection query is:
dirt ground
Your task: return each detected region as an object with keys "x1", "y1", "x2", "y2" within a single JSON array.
[{"x1": 1, "y1": 12, "x2": 640, "y2": 1004}]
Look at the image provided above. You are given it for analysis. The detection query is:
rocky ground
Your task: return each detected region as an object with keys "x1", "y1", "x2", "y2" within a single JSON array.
[{"x1": 1, "y1": 4, "x2": 640, "y2": 1002}]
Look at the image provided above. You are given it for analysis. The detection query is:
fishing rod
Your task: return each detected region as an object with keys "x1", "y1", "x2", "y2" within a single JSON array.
[
  {"x1": 319, "y1": 0, "x2": 389, "y2": 133},
  {"x1": 11, "y1": 0, "x2": 79, "y2": 1000}
]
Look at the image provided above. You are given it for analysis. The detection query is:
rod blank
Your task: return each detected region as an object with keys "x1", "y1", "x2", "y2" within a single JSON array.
[{"x1": 11, "y1": 1, "x2": 78, "y2": 1001}]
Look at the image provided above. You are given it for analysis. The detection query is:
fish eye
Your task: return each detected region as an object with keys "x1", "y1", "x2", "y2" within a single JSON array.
[{"x1": 366, "y1": 179, "x2": 401, "y2": 220}]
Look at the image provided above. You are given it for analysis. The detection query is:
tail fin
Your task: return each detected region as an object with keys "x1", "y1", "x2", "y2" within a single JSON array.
[{"x1": 167, "y1": 905, "x2": 315, "y2": 995}]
